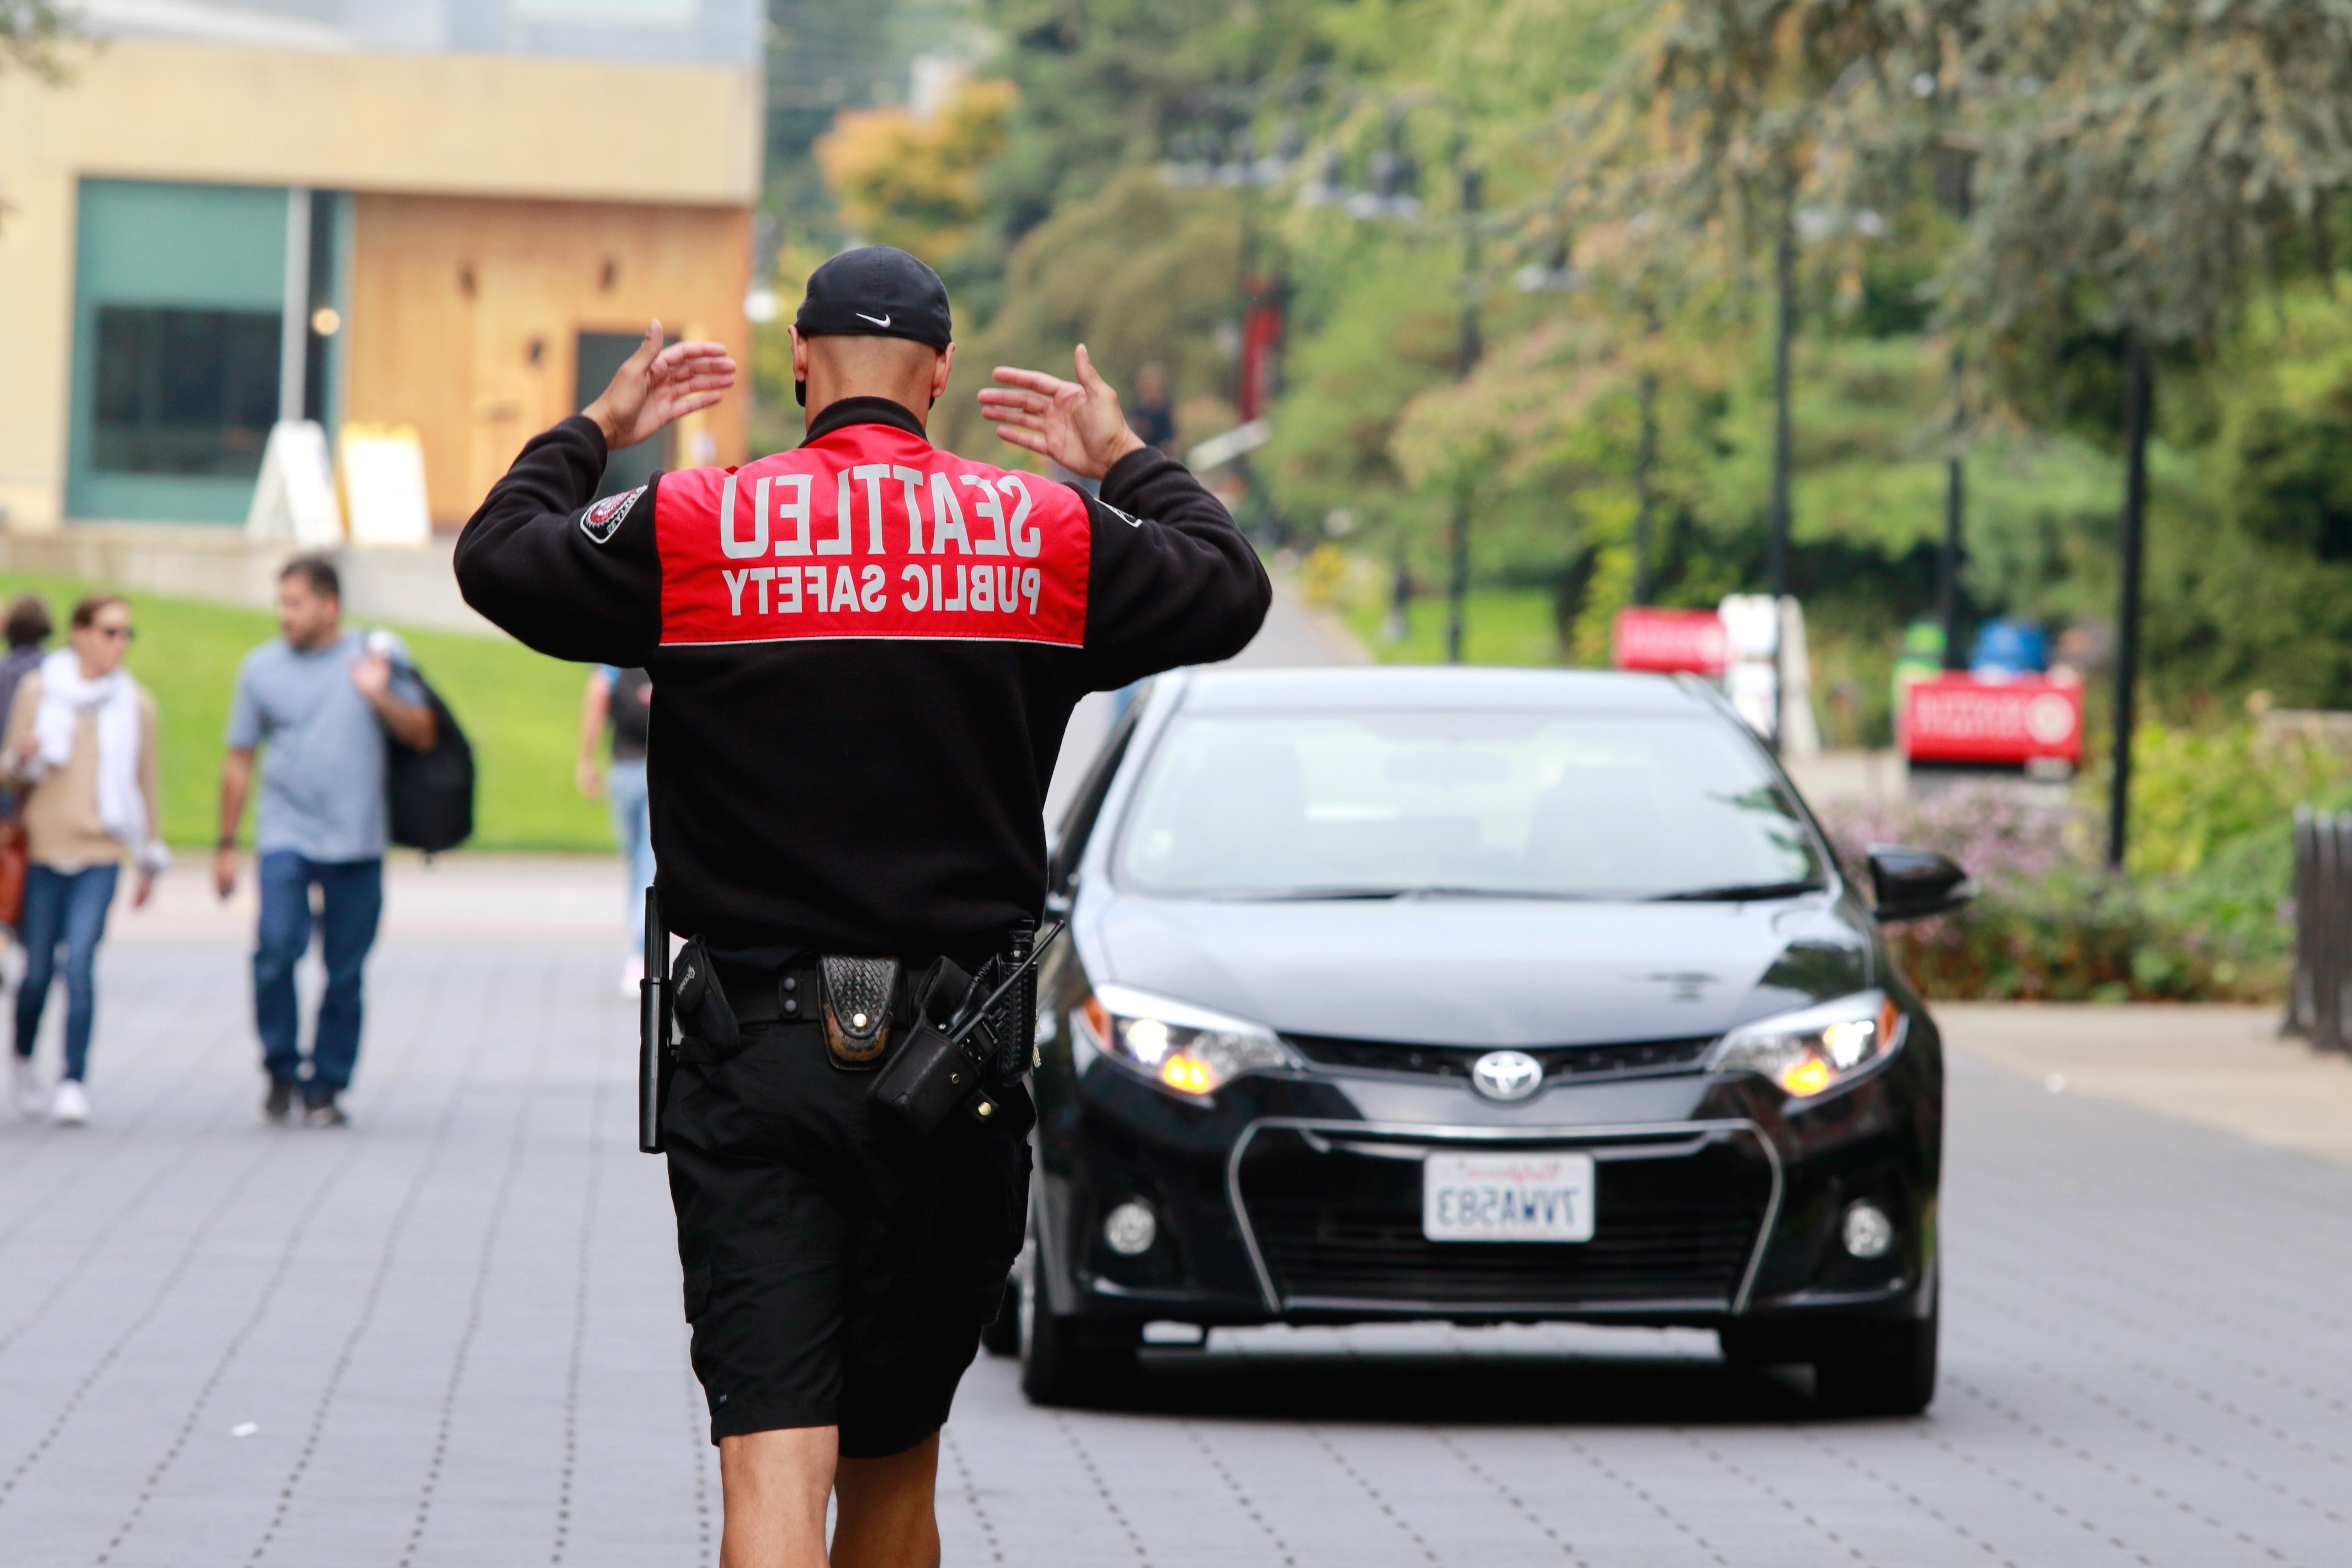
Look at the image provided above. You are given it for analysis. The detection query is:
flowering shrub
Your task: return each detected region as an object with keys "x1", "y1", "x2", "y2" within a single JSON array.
[{"x1": 1814, "y1": 726, "x2": 2351, "y2": 1002}]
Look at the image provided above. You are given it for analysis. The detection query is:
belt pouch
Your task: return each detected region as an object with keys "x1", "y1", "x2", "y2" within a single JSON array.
[
  {"x1": 671, "y1": 938, "x2": 740, "y2": 1056},
  {"x1": 820, "y1": 956, "x2": 900, "y2": 1070},
  {"x1": 871, "y1": 1019, "x2": 980, "y2": 1135}
]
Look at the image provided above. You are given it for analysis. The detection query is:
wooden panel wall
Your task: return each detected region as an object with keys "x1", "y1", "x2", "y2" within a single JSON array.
[{"x1": 346, "y1": 194, "x2": 752, "y2": 525}]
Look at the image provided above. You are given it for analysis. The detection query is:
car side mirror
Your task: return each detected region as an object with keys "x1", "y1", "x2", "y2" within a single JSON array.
[{"x1": 1866, "y1": 846, "x2": 1975, "y2": 923}]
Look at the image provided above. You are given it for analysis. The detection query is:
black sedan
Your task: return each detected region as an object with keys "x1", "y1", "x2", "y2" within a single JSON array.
[{"x1": 1005, "y1": 666, "x2": 1970, "y2": 1417}]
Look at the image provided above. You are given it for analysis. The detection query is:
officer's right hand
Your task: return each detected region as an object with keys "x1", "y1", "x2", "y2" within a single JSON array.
[
  {"x1": 980, "y1": 345, "x2": 1147, "y2": 481},
  {"x1": 585, "y1": 320, "x2": 738, "y2": 453}
]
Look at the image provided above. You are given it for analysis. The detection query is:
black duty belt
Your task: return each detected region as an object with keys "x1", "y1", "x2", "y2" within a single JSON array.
[{"x1": 710, "y1": 959, "x2": 825, "y2": 1028}]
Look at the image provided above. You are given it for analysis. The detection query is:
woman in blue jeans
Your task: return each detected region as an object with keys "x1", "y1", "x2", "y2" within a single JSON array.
[
  {"x1": 3, "y1": 595, "x2": 164, "y2": 1125},
  {"x1": 576, "y1": 665, "x2": 655, "y2": 995}
]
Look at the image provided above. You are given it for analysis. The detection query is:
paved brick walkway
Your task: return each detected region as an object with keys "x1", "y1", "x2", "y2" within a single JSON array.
[{"x1": 4, "y1": 918, "x2": 2347, "y2": 1566}]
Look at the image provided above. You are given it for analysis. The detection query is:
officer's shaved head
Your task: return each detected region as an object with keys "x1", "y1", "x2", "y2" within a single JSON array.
[{"x1": 792, "y1": 328, "x2": 954, "y2": 428}]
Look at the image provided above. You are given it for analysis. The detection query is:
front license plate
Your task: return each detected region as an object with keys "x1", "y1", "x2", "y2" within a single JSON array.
[{"x1": 1422, "y1": 1152, "x2": 1596, "y2": 1243}]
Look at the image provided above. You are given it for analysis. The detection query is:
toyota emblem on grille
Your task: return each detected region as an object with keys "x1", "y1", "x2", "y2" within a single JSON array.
[{"x1": 1470, "y1": 1050, "x2": 1544, "y2": 1102}]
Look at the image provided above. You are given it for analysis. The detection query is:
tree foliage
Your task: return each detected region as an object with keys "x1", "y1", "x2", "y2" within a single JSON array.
[
  {"x1": 804, "y1": 0, "x2": 2352, "y2": 713},
  {"x1": 817, "y1": 77, "x2": 1017, "y2": 264},
  {"x1": 0, "y1": 0, "x2": 75, "y2": 81},
  {"x1": 1945, "y1": 0, "x2": 2352, "y2": 358}
]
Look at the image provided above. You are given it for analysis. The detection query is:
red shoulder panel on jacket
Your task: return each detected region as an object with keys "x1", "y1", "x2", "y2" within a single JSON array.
[{"x1": 655, "y1": 424, "x2": 1090, "y2": 649}]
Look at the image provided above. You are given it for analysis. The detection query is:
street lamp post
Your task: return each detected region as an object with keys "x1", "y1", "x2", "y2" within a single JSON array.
[
  {"x1": 1445, "y1": 159, "x2": 1482, "y2": 665},
  {"x1": 1766, "y1": 198, "x2": 1797, "y2": 750},
  {"x1": 1933, "y1": 138, "x2": 1974, "y2": 673}
]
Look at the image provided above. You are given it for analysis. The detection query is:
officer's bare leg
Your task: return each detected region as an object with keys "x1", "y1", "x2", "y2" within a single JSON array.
[
  {"x1": 717, "y1": 1426, "x2": 837, "y2": 1568},
  {"x1": 829, "y1": 1433, "x2": 942, "y2": 1568}
]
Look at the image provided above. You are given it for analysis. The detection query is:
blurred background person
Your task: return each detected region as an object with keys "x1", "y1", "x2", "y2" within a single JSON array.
[
  {"x1": 0, "y1": 593, "x2": 55, "y2": 993},
  {"x1": 575, "y1": 664, "x2": 656, "y2": 994},
  {"x1": 4, "y1": 594, "x2": 163, "y2": 1126},
  {"x1": 0, "y1": 595, "x2": 54, "y2": 766},
  {"x1": 1128, "y1": 361, "x2": 1176, "y2": 450},
  {"x1": 215, "y1": 557, "x2": 435, "y2": 1128}
]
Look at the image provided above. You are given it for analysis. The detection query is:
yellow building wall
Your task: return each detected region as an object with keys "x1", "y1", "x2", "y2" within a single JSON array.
[
  {"x1": 349, "y1": 194, "x2": 751, "y2": 525},
  {"x1": 0, "y1": 36, "x2": 759, "y2": 530}
]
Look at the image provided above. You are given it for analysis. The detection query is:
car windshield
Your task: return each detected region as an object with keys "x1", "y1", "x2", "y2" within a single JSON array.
[{"x1": 1113, "y1": 708, "x2": 1823, "y2": 902}]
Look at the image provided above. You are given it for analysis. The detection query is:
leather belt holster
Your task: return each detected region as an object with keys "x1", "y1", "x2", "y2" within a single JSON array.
[{"x1": 678, "y1": 951, "x2": 948, "y2": 1074}]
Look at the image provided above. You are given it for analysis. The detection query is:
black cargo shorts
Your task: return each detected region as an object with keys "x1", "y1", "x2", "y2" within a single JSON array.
[{"x1": 663, "y1": 1018, "x2": 1032, "y2": 1458}]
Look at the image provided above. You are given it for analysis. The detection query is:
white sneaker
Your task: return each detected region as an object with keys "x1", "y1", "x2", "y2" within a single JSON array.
[
  {"x1": 50, "y1": 1079, "x2": 89, "y2": 1127},
  {"x1": 11, "y1": 1056, "x2": 42, "y2": 1119}
]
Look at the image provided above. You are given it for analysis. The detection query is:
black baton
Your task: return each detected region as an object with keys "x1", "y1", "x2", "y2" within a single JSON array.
[{"x1": 638, "y1": 886, "x2": 670, "y2": 1154}]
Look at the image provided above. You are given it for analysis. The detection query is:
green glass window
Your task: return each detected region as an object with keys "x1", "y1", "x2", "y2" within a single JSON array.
[{"x1": 91, "y1": 306, "x2": 282, "y2": 478}]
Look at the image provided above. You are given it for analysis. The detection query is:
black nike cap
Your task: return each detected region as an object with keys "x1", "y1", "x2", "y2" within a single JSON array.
[{"x1": 795, "y1": 245, "x2": 953, "y2": 350}]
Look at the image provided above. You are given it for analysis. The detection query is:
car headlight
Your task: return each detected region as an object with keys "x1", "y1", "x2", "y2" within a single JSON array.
[
  {"x1": 1075, "y1": 983, "x2": 1292, "y2": 1097},
  {"x1": 1707, "y1": 991, "x2": 1905, "y2": 1099}
]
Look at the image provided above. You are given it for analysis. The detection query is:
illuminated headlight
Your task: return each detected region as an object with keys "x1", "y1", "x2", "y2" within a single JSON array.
[
  {"x1": 1076, "y1": 983, "x2": 1292, "y2": 1097},
  {"x1": 1707, "y1": 991, "x2": 1906, "y2": 1100}
]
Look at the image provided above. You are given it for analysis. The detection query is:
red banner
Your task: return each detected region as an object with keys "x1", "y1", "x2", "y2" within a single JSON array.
[
  {"x1": 1612, "y1": 607, "x2": 1730, "y2": 675},
  {"x1": 1239, "y1": 297, "x2": 1283, "y2": 424},
  {"x1": 1902, "y1": 675, "x2": 2083, "y2": 766}
]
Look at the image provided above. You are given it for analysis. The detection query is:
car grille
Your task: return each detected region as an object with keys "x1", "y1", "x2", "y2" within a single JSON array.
[
  {"x1": 1237, "y1": 1127, "x2": 1770, "y2": 1310},
  {"x1": 1283, "y1": 1033, "x2": 1715, "y2": 1082}
]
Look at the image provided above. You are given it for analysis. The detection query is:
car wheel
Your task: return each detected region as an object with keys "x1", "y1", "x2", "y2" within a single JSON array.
[
  {"x1": 979, "y1": 1274, "x2": 1021, "y2": 1358},
  {"x1": 1812, "y1": 1305, "x2": 1938, "y2": 1418},
  {"x1": 1017, "y1": 1247, "x2": 1137, "y2": 1406}
]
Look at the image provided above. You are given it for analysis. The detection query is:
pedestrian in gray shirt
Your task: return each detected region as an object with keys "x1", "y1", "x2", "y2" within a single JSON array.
[{"x1": 214, "y1": 557, "x2": 435, "y2": 1126}]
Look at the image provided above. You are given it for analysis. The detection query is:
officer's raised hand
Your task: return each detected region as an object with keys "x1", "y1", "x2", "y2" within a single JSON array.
[
  {"x1": 979, "y1": 344, "x2": 1146, "y2": 481},
  {"x1": 583, "y1": 320, "x2": 738, "y2": 451}
]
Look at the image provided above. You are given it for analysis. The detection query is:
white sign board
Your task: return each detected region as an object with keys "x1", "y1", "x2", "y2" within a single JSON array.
[
  {"x1": 340, "y1": 425, "x2": 433, "y2": 550},
  {"x1": 1717, "y1": 593, "x2": 1820, "y2": 757},
  {"x1": 245, "y1": 421, "x2": 343, "y2": 546}
]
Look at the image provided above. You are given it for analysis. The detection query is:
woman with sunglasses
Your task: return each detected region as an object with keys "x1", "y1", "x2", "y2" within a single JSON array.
[{"x1": 3, "y1": 594, "x2": 163, "y2": 1125}]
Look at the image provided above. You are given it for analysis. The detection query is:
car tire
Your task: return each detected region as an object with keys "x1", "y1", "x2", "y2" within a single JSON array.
[
  {"x1": 1017, "y1": 1248, "x2": 1138, "y2": 1407},
  {"x1": 979, "y1": 1274, "x2": 1021, "y2": 1358},
  {"x1": 1812, "y1": 1305, "x2": 1938, "y2": 1418}
]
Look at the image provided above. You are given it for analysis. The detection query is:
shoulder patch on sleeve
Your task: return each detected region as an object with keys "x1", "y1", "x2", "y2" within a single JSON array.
[
  {"x1": 1097, "y1": 499, "x2": 1146, "y2": 529},
  {"x1": 579, "y1": 485, "x2": 646, "y2": 545}
]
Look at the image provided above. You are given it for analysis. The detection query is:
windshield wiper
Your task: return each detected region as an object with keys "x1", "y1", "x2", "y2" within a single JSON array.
[
  {"x1": 1223, "y1": 887, "x2": 1419, "y2": 901},
  {"x1": 1222, "y1": 885, "x2": 1594, "y2": 903},
  {"x1": 1650, "y1": 879, "x2": 1824, "y2": 902}
]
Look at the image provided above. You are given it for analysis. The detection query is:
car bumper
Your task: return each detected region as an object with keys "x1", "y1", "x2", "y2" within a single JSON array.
[{"x1": 1034, "y1": 1038, "x2": 1939, "y2": 1329}]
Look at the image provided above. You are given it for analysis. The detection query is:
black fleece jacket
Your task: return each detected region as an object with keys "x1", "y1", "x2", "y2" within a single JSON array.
[{"x1": 454, "y1": 398, "x2": 1270, "y2": 957}]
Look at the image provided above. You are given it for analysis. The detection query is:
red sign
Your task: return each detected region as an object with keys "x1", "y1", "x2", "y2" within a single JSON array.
[
  {"x1": 1613, "y1": 608, "x2": 1730, "y2": 675},
  {"x1": 1902, "y1": 675, "x2": 2083, "y2": 766}
]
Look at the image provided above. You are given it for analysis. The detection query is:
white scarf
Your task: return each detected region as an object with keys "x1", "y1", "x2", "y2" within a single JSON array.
[{"x1": 32, "y1": 647, "x2": 148, "y2": 854}]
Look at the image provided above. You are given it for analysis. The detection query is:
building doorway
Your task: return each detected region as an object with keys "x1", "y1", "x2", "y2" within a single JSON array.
[{"x1": 574, "y1": 331, "x2": 674, "y2": 500}]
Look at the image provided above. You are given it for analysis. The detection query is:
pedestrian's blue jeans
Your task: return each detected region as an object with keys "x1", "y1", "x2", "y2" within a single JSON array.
[
  {"x1": 12, "y1": 862, "x2": 120, "y2": 1083},
  {"x1": 254, "y1": 851, "x2": 383, "y2": 1097},
  {"x1": 608, "y1": 758, "x2": 656, "y2": 956}
]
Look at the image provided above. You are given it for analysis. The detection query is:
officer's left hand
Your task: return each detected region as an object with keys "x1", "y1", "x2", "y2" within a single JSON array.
[
  {"x1": 980, "y1": 345, "x2": 1145, "y2": 481},
  {"x1": 585, "y1": 320, "x2": 738, "y2": 452}
]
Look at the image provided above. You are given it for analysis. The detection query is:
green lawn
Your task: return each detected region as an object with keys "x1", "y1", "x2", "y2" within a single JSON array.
[
  {"x1": 0, "y1": 571, "x2": 614, "y2": 852},
  {"x1": 1336, "y1": 588, "x2": 1566, "y2": 667}
]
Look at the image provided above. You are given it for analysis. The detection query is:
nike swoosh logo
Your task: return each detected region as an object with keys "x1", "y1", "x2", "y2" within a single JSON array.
[{"x1": 856, "y1": 312, "x2": 892, "y2": 328}]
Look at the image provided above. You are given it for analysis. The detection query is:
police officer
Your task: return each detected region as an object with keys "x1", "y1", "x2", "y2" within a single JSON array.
[{"x1": 455, "y1": 246, "x2": 1269, "y2": 1568}]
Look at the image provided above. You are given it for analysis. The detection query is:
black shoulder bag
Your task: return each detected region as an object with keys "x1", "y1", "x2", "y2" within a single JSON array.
[{"x1": 386, "y1": 665, "x2": 475, "y2": 855}]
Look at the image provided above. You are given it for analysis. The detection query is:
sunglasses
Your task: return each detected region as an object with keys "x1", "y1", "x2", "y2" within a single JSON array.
[{"x1": 91, "y1": 625, "x2": 135, "y2": 641}]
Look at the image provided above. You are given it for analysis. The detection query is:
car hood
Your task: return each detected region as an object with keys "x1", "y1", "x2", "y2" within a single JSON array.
[{"x1": 1085, "y1": 892, "x2": 1870, "y2": 1048}]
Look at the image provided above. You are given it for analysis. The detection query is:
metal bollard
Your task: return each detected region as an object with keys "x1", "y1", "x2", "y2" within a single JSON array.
[{"x1": 2288, "y1": 807, "x2": 2349, "y2": 1054}]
